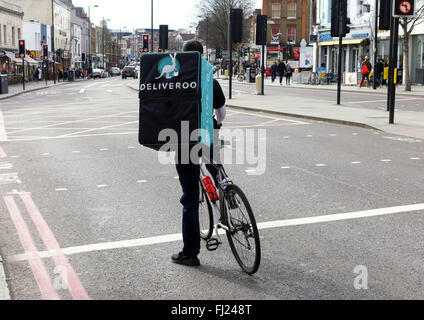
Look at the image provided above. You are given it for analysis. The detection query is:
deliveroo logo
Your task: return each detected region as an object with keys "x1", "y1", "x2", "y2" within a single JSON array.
[{"x1": 156, "y1": 53, "x2": 180, "y2": 79}]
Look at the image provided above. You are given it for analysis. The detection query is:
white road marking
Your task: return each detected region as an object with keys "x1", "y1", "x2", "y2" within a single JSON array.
[
  {"x1": 137, "y1": 180, "x2": 147, "y2": 183},
  {"x1": 349, "y1": 98, "x2": 417, "y2": 104},
  {"x1": 96, "y1": 184, "x2": 108, "y2": 188},
  {"x1": 351, "y1": 161, "x2": 361, "y2": 164},
  {"x1": 41, "y1": 153, "x2": 50, "y2": 156},
  {"x1": 281, "y1": 166, "x2": 291, "y2": 169},
  {"x1": 410, "y1": 157, "x2": 420, "y2": 160},
  {"x1": 315, "y1": 164, "x2": 326, "y2": 167},
  {"x1": 8, "y1": 203, "x2": 424, "y2": 262},
  {"x1": 128, "y1": 146, "x2": 136, "y2": 149},
  {"x1": 0, "y1": 106, "x2": 8, "y2": 142},
  {"x1": 79, "y1": 89, "x2": 85, "y2": 94},
  {"x1": 329, "y1": 134, "x2": 336, "y2": 137},
  {"x1": 0, "y1": 162, "x2": 13, "y2": 170},
  {"x1": 107, "y1": 90, "x2": 112, "y2": 93},
  {"x1": 10, "y1": 156, "x2": 19, "y2": 158},
  {"x1": 72, "y1": 151, "x2": 80, "y2": 153},
  {"x1": 381, "y1": 159, "x2": 392, "y2": 162},
  {"x1": 55, "y1": 188, "x2": 68, "y2": 191},
  {"x1": 100, "y1": 148, "x2": 109, "y2": 151}
]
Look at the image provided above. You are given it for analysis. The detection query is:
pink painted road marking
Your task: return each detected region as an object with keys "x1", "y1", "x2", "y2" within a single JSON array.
[
  {"x1": 20, "y1": 194, "x2": 90, "y2": 300},
  {"x1": 4, "y1": 196, "x2": 60, "y2": 300},
  {"x1": 0, "y1": 146, "x2": 7, "y2": 158}
]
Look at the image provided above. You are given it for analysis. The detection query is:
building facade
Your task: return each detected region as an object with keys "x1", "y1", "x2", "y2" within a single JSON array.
[
  {"x1": 0, "y1": 0, "x2": 24, "y2": 53},
  {"x1": 262, "y1": 0, "x2": 313, "y2": 67}
]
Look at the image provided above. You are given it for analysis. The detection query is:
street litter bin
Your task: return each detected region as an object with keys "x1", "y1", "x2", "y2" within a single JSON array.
[
  {"x1": 68, "y1": 70, "x2": 75, "y2": 81},
  {"x1": 0, "y1": 75, "x2": 8, "y2": 94},
  {"x1": 247, "y1": 68, "x2": 256, "y2": 83}
]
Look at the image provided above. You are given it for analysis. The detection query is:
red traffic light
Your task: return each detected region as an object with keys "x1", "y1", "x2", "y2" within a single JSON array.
[
  {"x1": 19, "y1": 41, "x2": 24, "y2": 46},
  {"x1": 143, "y1": 35, "x2": 148, "y2": 40}
]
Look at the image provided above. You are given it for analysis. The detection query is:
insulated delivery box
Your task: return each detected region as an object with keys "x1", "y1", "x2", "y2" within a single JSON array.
[{"x1": 138, "y1": 51, "x2": 214, "y2": 151}]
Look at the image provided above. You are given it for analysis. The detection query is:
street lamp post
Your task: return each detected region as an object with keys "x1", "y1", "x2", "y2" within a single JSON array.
[
  {"x1": 51, "y1": 0, "x2": 56, "y2": 84},
  {"x1": 151, "y1": 0, "x2": 154, "y2": 52},
  {"x1": 88, "y1": 5, "x2": 99, "y2": 72}
]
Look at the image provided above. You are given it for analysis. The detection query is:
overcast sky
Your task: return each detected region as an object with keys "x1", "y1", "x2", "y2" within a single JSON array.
[{"x1": 72, "y1": 0, "x2": 263, "y2": 31}]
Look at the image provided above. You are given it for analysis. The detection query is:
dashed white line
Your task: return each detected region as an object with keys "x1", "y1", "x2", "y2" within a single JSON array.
[
  {"x1": 410, "y1": 157, "x2": 420, "y2": 160},
  {"x1": 137, "y1": 180, "x2": 147, "y2": 183},
  {"x1": 315, "y1": 164, "x2": 327, "y2": 167},
  {"x1": 96, "y1": 184, "x2": 108, "y2": 188},
  {"x1": 351, "y1": 161, "x2": 361, "y2": 164},
  {"x1": 281, "y1": 166, "x2": 291, "y2": 169},
  {"x1": 55, "y1": 188, "x2": 68, "y2": 191},
  {"x1": 72, "y1": 151, "x2": 80, "y2": 154},
  {"x1": 100, "y1": 148, "x2": 109, "y2": 151},
  {"x1": 381, "y1": 159, "x2": 392, "y2": 162}
]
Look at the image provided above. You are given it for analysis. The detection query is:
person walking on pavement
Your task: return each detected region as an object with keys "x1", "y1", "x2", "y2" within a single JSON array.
[
  {"x1": 375, "y1": 58, "x2": 384, "y2": 88},
  {"x1": 277, "y1": 60, "x2": 286, "y2": 86},
  {"x1": 285, "y1": 63, "x2": 293, "y2": 85},
  {"x1": 270, "y1": 62, "x2": 278, "y2": 83},
  {"x1": 359, "y1": 56, "x2": 372, "y2": 88}
]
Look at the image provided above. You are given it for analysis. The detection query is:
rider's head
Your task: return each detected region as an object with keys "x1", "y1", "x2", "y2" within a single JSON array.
[{"x1": 183, "y1": 40, "x2": 204, "y2": 54}]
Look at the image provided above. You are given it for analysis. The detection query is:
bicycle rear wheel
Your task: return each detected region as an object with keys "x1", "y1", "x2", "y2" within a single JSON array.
[
  {"x1": 223, "y1": 185, "x2": 261, "y2": 275},
  {"x1": 199, "y1": 180, "x2": 213, "y2": 240}
]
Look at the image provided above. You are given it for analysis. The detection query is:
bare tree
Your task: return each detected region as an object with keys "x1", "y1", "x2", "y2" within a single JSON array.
[
  {"x1": 399, "y1": 1, "x2": 424, "y2": 91},
  {"x1": 195, "y1": 0, "x2": 255, "y2": 50}
]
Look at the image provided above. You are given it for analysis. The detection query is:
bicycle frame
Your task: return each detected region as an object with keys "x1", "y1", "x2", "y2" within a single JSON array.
[{"x1": 200, "y1": 161, "x2": 235, "y2": 240}]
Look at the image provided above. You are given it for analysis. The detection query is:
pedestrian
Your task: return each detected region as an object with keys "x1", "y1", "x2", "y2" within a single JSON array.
[
  {"x1": 285, "y1": 63, "x2": 293, "y2": 85},
  {"x1": 277, "y1": 60, "x2": 286, "y2": 86},
  {"x1": 35, "y1": 68, "x2": 39, "y2": 81},
  {"x1": 375, "y1": 58, "x2": 384, "y2": 88},
  {"x1": 270, "y1": 62, "x2": 278, "y2": 83},
  {"x1": 359, "y1": 56, "x2": 372, "y2": 88},
  {"x1": 172, "y1": 40, "x2": 227, "y2": 267},
  {"x1": 38, "y1": 67, "x2": 42, "y2": 81}
]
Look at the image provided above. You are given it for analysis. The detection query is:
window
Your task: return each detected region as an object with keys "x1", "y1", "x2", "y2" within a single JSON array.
[
  {"x1": 287, "y1": 27, "x2": 296, "y2": 42},
  {"x1": 3, "y1": 25, "x2": 6, "y2": 45},
  {"x1": 272, "y1": 3, "x2": 281, "y2": 19},
  {"x1": 12, "y1": 27, "x2": 15, "y2": 46},
  {"x1": 287, "y1": 3, "x2": 297, "y2": 19},
  {"x1": 0, "y1": 25, "x2": 2, "y2": 44},
  {"x1": 18, "y1": 28, "x2": 21, "y2": 40}
]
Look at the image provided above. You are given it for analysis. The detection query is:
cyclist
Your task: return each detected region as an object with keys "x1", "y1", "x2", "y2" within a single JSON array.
[{"x1": 172, "y1": 40, "x2": 226, "y2": 267}]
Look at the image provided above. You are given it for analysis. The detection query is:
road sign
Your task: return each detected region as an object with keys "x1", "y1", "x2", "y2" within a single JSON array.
[{"x1": 393, "y1": 0, "x2": 415, "y2": 17}]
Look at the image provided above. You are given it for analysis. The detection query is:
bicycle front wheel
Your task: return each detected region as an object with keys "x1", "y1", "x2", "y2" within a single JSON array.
[{"x1": 223, "y1": 185, "x2": 261, "y2": 275}]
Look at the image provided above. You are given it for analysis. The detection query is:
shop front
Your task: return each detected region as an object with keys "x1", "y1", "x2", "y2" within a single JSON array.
[
  {"x1": 411, "y1": 34, "x2": 424, "y2": 84},
  {"x1": 266, "y1": 44, "x2": 300, "y2": 69}
]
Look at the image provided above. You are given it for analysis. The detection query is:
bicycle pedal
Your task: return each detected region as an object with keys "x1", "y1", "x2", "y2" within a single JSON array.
[{"x1": 206, "y1": 238, "x2": 220, "y2": 251}]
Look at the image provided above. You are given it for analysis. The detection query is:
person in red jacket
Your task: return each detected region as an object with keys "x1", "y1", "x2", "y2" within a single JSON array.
[{"x1": 359, "y1": 56, "x2": 372, "y2": 88}]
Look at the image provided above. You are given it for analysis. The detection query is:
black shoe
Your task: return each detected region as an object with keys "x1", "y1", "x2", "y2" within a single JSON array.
[{"x1": 171, "y1": 252, "x2": 200, "y2": 267}]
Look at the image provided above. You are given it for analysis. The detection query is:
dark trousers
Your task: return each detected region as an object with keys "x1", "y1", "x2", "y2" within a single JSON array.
[
  {"x1": 360, "y1": 73, "x2": 370, "y2": 87},
  {"x1": 271, "y1": 74, "x2": 277, "y2": 82},
  {"x1": 286, "y1": 75, "x2": 291, "y2": 85},
  {"x1": 176, "y1": 163, "x2": 201, "y2": 258},
  {"x1": 279, "y1": 74, "x2": 284, "y2": 84},
  {"x1": 175, "y1": 161, "x2": 218, "y2": 258}
]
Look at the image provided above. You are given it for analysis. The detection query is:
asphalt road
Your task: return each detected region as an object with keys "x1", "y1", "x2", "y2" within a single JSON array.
[
  {"x1": 0, "y1": 77, "x2": 424, "y2": 300},
  {"x1": 219, "y1": 80, "x2": 424, "y2": 113}
]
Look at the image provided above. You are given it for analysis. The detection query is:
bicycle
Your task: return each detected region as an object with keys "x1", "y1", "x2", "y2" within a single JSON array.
[
  {"x1": 198, "y1": 147, "x2": 261, "y2": 275},
  {"x1": 237, "y1": 72, "x2": 247, "y2": 82}
]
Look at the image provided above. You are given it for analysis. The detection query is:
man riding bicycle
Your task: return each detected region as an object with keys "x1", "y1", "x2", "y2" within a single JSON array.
[{"x1": 172, "y1": 40, "x2": 227, "y2": 267}]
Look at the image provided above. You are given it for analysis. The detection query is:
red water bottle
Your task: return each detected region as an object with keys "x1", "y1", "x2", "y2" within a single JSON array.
[{"x1": 202, "y1": 176, "x2": 219, "y2": 203}]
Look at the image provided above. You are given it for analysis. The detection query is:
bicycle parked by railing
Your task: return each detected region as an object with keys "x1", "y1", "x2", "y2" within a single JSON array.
[{"x1": 198, "y1": 145, "x2": 261, "y2": 275}]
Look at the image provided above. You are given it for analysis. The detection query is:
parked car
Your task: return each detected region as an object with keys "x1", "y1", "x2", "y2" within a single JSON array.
[
  {"x1": 92, "y1": 68, "x2": 104, "y2": 79},
  {"x1": 122, "y1": 66, "x2": 138, "y2": 79},
  {"x1": 110, "y1": 67, "x2": 121, "y2": 76}
]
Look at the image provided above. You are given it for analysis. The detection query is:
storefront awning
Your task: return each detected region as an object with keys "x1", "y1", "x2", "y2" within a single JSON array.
[
  {"x1": 24, "y1": 56, "x2": 39, "y2": 65},
  {"x1": 318, "y1": 39, "x2": 363, "y2": 46}
]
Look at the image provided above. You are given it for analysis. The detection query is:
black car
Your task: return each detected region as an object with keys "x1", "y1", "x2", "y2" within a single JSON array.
[{"x1": 122, "y1": 66, "x2": 138, "y2": 79}]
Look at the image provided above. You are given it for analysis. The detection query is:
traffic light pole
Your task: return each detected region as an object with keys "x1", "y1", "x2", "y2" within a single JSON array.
[
  {"x1": 228, "y1": 6, "x2": 232, "y2": 100},
  {"x1": 22, "y1": 58, "x2": 25, "y2": 91},
  {"x1": 389, "y1": 17, "x2": 399, "y2": 124},
  {"x1": 336, "y1": 8, "x2": 343, "y2": 105},
  {"x1": 373, "y1": 0, "x2": 379, "y2": 90}
]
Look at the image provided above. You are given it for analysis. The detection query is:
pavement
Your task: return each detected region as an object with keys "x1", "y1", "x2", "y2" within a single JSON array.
[
  {"x1": 0, "y1": 78, "x2": 89, "y2": 100},
  {"x1": 127, "y1": 78, "x2": 424, "y2": 140}
]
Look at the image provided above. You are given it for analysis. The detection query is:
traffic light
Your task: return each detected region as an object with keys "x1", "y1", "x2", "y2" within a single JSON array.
[
  {"x1": 255, "y1": 15, "x2": 267, "y2": 45},
  {"x1": 331, "y1": 0, "x2": 348, "y2": 37},
  {"x1": 158, "y1": 48, "x2": 162, "y2": 52},
  {"x1": 43, "y1": 45, "x2": 48, "y2": 58},
  {"x1": 159, "y1": 25, "x2": 168, "y2": 50},
  {"x1": 343, "y1": 17, "x2": 351, "y2": 36},
  {"x1": 143, "y1": 35, "x2": 149, "y2": 51},
  {"x1": 82, "y1": 53, "x2": 86, "y2": 61},
  {"x1": 379, "y1": 0, "x2": 391, "y2": 30},
  {"x1": 393, "y1": 0, "x2": 415, "y2": 17},
  {"x1": 231, "y1": 9, "x2": 243, "y2": 43},
  {"x1": 19, "y1": 40, "x2": 25, "y2": 56}
]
